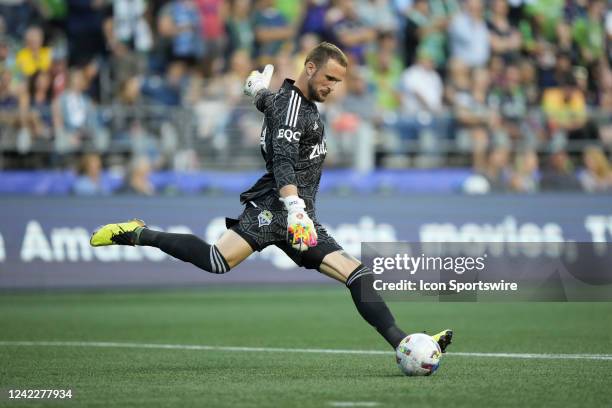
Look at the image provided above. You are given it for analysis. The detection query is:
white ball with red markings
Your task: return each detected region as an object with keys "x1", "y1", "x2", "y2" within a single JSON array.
[{"x1": 396, "y1": 333, "x2": 442, "y2": 376}]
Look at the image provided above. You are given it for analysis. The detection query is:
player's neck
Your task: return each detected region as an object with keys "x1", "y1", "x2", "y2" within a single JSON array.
[{"x1": 294, "y1": 75, "x2": 312, "y2": 101}]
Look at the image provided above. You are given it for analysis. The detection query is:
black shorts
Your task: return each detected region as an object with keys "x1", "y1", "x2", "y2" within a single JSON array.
[{"x1": 225, "y1": 194, "x2": 343, "y2": 271}]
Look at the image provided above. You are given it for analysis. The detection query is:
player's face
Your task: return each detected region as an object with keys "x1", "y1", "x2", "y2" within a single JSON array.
[{"x1": 307, "y1": 59, "x2": 346, "y2": 102}]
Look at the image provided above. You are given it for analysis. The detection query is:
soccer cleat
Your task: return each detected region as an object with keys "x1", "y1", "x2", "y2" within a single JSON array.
[
  {"x1": 90, "y1": 219, "x2": 146, "y2": 247},
  {"x1": 431, "y1": 329, "x2": 453, "y2": 353}
]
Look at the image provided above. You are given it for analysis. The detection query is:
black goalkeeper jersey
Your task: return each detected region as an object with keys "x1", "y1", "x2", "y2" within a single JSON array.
[{"x1": 239, "y1": 79, "x2": 327, "y2": 211}]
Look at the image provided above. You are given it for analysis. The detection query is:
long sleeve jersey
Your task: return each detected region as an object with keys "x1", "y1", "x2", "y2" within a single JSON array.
[{"x1": 239, "y1": 79, "x2": 327, "y2": 211}]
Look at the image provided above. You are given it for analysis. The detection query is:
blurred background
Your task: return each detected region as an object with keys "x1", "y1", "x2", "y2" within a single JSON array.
[
  {"x1": 0, "y1": 0, "x2": 610, "y2": 195},
  {"x1": 0, "y1": 0, "x2": 612, "y2": 289}
]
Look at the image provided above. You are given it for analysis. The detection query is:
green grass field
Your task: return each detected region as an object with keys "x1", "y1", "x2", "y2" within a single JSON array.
[{"x1": 1, "y1": 287, "x2": 611, "y2": 408}]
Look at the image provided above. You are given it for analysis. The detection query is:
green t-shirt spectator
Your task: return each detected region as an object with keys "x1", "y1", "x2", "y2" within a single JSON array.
[
  {"x1": 572, "y1": 16, "x2": 605, "y2": 64},
  {"x1": 366, "y1": 52, "x2": 403, "y2": 111},
  {"x1": 275, "y1": 0, "x2": 301, "y2": 23},
  {"x1": 405, "y1": 9, "x2": 446, "y2": 68},
  {"x1": 525, "y1": 0, "x2": 564, "y2": 40},
  {"x1": 429, "y1": 0, "x2": 459, "y2": 20}
]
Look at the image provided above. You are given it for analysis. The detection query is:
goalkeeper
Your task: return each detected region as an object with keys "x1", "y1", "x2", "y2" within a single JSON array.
[{"x1": 90, "y1": 42, "x2": 452, "y2": 352}]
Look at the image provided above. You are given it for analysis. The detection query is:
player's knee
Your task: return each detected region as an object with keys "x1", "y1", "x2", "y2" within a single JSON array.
[
  {"x1": 345, "y1": 264, "x2": 374, "y2": 288},
  {"x1": 206, "y1": 245, "x2": 231, "y2": 274}
]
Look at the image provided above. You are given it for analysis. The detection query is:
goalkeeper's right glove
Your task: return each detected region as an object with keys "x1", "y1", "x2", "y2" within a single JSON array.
[
  {"x1": 243, "y1": 64, "x2": 274, "y2": 97},
  {"x1": 280, "y1": 195, "x2": 318, "y2": 252}
]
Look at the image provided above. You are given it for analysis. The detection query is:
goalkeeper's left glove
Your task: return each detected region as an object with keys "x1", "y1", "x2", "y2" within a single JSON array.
[
  {"x1": 243, "y1": 64, "x2": 274, "y2": 97},
  {"x1": 280, "y1": 195, "x2": 318, "y2": 252}
]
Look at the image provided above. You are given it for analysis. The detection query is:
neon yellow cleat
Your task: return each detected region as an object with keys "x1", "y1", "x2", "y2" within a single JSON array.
[
  {"x1": 90, "y1": 219, "x2": 146, "y2": 247},
  {"x1": 431, "y1": 329, "x2": 453, "y2": 353}
]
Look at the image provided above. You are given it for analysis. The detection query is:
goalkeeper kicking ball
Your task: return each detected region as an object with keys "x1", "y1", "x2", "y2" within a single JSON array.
[{"x1": 396, "y1": 333, "x2": 442, "y2": 376}]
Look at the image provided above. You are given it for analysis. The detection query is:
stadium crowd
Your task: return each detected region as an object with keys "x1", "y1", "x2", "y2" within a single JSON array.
[{"x1": 0, "y1": 0, "x2": 611, "y2": 193}]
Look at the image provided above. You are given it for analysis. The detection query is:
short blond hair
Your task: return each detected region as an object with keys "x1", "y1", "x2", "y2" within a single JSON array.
[{"x1": 305, "y1": 42, "x2": 348, "y2": 69}]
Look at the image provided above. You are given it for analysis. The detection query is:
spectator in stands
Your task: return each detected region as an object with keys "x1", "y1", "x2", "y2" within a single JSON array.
[
  {"x1": 16, "y1": 26, "x2": 52, "y2": 77},
  {"x1": 121, "y1": 155, "x2": 155, "y2": 195},
  {"x1": 518, "y1": 12, "x2": 557, "y2": 90},
  {"x1": 116, "y1": 119, "x2": 162, "y2": 168},
  {"x1": 480, "y1": 146, "x2": 511, "y2": 192},
  {"x1": 366, "y1": 30, "x2": 402, "y2": 114},
  {"x1": 429, "y1": 0, "x2": 460, "y2": 21},
  {"x1": 509, "y1": 149, "x2": 539, "y2": 193},
  {"x1": 450, "y1": 63, "x2": 495, "y2": 170},
  {"x1": 540, "y1": 150, "x2": 581, "y2": 191},
  {"x1": 104, "y1": 0, "x2": 152, "y2": 56},
  {"x1": 401, "y1": 50, "x2": 444, "y2": 115},
  {"x1": 402, "y1": 0, "x2": 447, "y2": 69},
  {"x1": 572, "y1": 0, "x2": 606, "y2": 96},
  {"x1": 292, "y1": 33, "x2": 319, "y2": 78},
  {"x1": 598, "y1": 67, "x2": 612, "y2": 148},
  {"x1": 195, "y1": 0, "x2": 225, "y2": 74},
  {"x1": 73, "y1": 152, "x2": 111, "y2": 196},
  {"x1": 572, "y1": 0, "x2": 606, "y2": 68},
  {"x1": 49, "y1": 52, "x2": 67, "y2": 98},
  {"x1": 299, "y1": 0, "x2": 329, "y2": 39},
  {"x1": 19, "y1": 70, "x2": 54, "y2": 140},
  {"x1": 542, "y1": 74, "x2": 597, "y2": 144},
  {"x1": 518, "y1": 58, "x2": 539, "y2": 107},
  {"x1": 551, "y1": 51, "x2": 574, "y2": 88},
  {"x1": 52, "y1": 68, "x2": 106, "y2": 153},
  {"x1": 0, "y1": 33, "x2": 12, "y2": 70},
  {"x1": 140, "y1": 61, "x2": 188, "y2": 106},
  {"x1": 157, "y1": 0, "x2": 203, "y2": 66},
  {"x1": 193, "y1": 50, "x2": 250, "y2": 150},
  {"x1": 607, "y1": 7, "x2": 612, "y2": 65},
  {"x1": 252, "y1": 0, "x2": 293, "y2": 65},
  {"x1": 225, "y1": 0, "x2": 255, "y2": 56},
  {"x1": 356, "y1": 0, "x2": 397, "y2": 32},
  {"x1": 104, "y1": 0, "x2": 152, "y2": 96},
  {"x1": 325, "y1": 0, "x2": 376, "y2": 65},
  {"x1": 487, "y1": 62, "x2": 529, "y2": 146},
  {"x1": 222, "y1": 50, "x2": 253, "y2": 103},
  {"x1": 448, "y1": 0, "x2": 490, "y2": 68},
  {"x1": 579, "y1": 145, "x2": 612, "y2": 193},
  {"x1": 65, "y1": 0, "x2": 108, "y2": 66},
  {"x1": 117, "y1": 76, "x2": 142, "y2": 106},
  {"x1": 0, "y1": 0, "x2": 37, "y2": 39},
  {"x1": 328, "y1": 67, "x2": 376, "y2": 171},
  {"x1": 0, "y1": 68, "x2": 19, "y2": 126},
  {"x1": 487, "y1": 0, "x2": 521, "y2": 62},
  {"x1": 524, "y1": 0, "x2": 564, "y2": 42}
]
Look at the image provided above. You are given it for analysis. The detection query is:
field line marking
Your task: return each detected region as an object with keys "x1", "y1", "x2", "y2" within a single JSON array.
[
  {"x1": 329, "y1": 402, "x2": 380, "y2": 407},
  {"x1": 0, "y1": 341, "x2": 611, "y2": 361}
]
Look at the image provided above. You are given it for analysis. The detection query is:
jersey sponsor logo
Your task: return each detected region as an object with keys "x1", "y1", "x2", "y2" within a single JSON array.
[
  {"x1": 284, "y1": 91, "x2": 302, "y2": 128},
  {"x1": 309, "y1": 140, "x2": 327, "y2": 159},
  {"x1": 257, "y1": 210, "x2": 273, "y2": 227},
  {"x1": 277, "y1": 128, "x2": 301, "y2": 142}
]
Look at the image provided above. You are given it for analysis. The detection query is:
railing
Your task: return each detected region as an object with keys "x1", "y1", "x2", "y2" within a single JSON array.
[{"x1": 0, "y1": 104, "x2": 609, "y2": 170}]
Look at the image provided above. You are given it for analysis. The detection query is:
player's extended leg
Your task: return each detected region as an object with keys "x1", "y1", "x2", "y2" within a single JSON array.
[
  {"x1": 319, "y1": 250, "x2": 453, "y2": 352},
  {"x1": 319, "y1": 250, "x2": 408, "y2": 349},
  {"x1": 90, "y1": 219, "x2": 253, "y2": 272}
]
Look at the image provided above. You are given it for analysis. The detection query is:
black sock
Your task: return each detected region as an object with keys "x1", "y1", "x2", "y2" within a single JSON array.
[
  {"x1": 346, "y1": 264, "x2": 407, "y2": 348},
  {"x1": 137, "y1": 228, "x2": 230, "y2": 274}
]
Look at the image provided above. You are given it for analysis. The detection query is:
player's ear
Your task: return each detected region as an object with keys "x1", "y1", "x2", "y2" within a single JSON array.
[{"x1": 305, "y1": 61, "x2": 317, "y2": 78}]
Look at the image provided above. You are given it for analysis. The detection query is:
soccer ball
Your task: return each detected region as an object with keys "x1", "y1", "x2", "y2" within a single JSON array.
[{"x1": 396, "y1": 333, "x2": 442, "y2": 376}]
